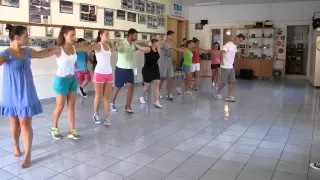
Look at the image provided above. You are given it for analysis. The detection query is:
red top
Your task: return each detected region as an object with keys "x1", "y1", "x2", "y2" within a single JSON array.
[{"x1": 192, "y1": 49, "x2": 200, "y2": 64}]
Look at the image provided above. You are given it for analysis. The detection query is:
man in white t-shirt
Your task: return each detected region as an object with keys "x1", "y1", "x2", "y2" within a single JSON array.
[{"x1": 214, "y1": 34, "x2": 245, "y2": 102}]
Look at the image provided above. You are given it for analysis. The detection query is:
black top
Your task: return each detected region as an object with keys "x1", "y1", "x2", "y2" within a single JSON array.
[{"x1": 144, "y1": 47, "x2": 160, "y2": 67}]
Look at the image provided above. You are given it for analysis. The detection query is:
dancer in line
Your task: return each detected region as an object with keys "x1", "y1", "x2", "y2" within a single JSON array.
[
  {"x1": 159, "y1": 30, "x2": 175, "y2": 100},
  {"x1": 174, "y1": 40, "x2": 195, "y2": 95},
  {"x1": 214, "y1": 34, "x2": 245, "y2": 102},
  {"x1": 91, "y1": 29, "x2": 117, "y2": 124},
  {"x1": 50, "y1": 26, "x2": 97, "y2": 140},
  {"x1": 110, "y1": 28, "x2": 150, "y2": 113},
  {"x1": 139, "y1": 37, "x2": 162, "y2": 108},
  {"x1": 210, "y1": 42, "x2": 221, "y2": 88},
  {"x1": 75, "y1": 38, "x2": 91, "y2": 98},
  {"x1": 0, "y1": 24, "x2": 59, "y2": 168},
  {"x1": 191, "y1": 39, "x2": 209, "y2": 90}
]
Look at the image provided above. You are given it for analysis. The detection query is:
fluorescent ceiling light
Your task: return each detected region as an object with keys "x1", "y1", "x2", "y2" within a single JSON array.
[{"x1": 194, "y1": 2, "x2": 220, "y2": 6}]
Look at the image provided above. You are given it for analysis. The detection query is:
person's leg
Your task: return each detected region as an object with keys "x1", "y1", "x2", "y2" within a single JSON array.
[
  {"x1": 81, "y1": 70, "x2": 91, "y2": 89},
  {"x1": 75, "y1": 71, "x2": 87, "y2": 97},
  {"x1": 215, "y1": 68, "x2": 228, "y2": 100},
  {"x1": 166, "y1": 66, "x2": 174, "y2": 98},
  {"x1": 103, "y1": 82, "x2": 113, "y2": 125},
  {"x1": 66, "y1": 91, "x2": 79, "y2": 139},
  {"x1": 125, "y1": 69, "x2": 135, "y2": 113},
  {"x1": 111, "y1": 67, "x2": 125, "y2": 111},
  {"x1": 194, "y1": 70, "x2": 199, "y2": 89},
  {"x1": 52, "y1": 76, "x2": 66, "y2": 139},
  {"x1": 212, "y1": 68, "x2": 217, "y2": 84},
  {"x1": 185, "y1": 72, "x2": 193, "y2": 93},
  {"x1": 140, "y1": 82, "x2": 150, "y2": 104},
  {"x1": 152, "y1": 80, "x2": 160, "y2": 102},
  {"x1": 19, "y1": 117, "x2": 33, "y2": 168},
  {"x1": 93, "y1": 81, "x2": 104, "y2": 123},
  {"x1": 215, "y1": 67, "x2": 221, "y2": 85},
  {"x1": 226, "y1": 68, "x2": 236, "y2": 102},
  {"x1": 9, "y1": 117, "x2": 21, "y2": 157}
]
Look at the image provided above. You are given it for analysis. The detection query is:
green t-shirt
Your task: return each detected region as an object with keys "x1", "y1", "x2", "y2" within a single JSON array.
[
  {"x1": 183, "y1": 49, "x2": 193, "y2": 66},
  {"x1": 116, "y1": 40, "x2": 135, "y2": 69}
]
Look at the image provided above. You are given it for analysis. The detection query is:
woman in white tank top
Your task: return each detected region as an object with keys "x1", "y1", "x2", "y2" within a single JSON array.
[
  {"x1": 50, "y1": 26, "x2": 101, "y2": 140},
  {"x1": 90, "y1": 30, "x2": 117, "y2": 125}
]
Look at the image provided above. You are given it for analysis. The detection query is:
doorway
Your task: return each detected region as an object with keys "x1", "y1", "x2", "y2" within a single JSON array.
[
  {"x1": 285, "y1": 25, "x2": 309, "y2": 75},
  {"x1": 167, "y1": 17, "x2": 189, "y2": 69},
  {"x1": 212, "y1": 29, "x2": 221, "y2": 48}
]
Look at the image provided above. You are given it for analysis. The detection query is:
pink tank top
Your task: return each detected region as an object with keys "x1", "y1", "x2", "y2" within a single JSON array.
[{"x1": 211, "y1": 51, "x2": 220, "y2": 64}]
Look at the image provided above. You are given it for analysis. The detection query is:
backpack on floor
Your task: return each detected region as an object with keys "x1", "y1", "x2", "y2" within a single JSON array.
[{"x1": 239, "y1": 69, "x2": 253, "y2": 79}]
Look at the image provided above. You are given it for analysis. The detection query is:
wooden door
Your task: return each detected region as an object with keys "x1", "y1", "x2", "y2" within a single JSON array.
[{"x1": 167, "y1": 17, "x2": 178, "y2": 67}]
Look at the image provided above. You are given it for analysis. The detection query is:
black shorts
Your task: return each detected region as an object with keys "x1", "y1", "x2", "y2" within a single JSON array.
[
  {"x1": 142, "y1": 66, "x2": 160, "y2": 83},
  {"x1": 211, "y1": 64, "x2": 220, "y2": 69}
]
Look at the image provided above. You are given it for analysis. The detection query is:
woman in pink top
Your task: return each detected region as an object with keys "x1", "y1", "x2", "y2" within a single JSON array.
[{"x1": 210, "y1": 42, "x2": 221, "y2": 87}]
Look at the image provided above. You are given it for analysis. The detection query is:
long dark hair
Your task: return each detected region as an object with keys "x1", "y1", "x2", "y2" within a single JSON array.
[
  {"x1": 185, "y1": 40, "x2": 193, "y2": 48},
  {"x1": 212, "y1": 42, "x2": 220, "y2": 50},
  {"x1": 57, "y1": 25, "x2": 75, "y2": 46},
  {"x1": 5, "y1": 24, "x2": 27, "y2": 41},
  {"x1": 96, "y1": 29, "x2": 106, "y2": 42}
]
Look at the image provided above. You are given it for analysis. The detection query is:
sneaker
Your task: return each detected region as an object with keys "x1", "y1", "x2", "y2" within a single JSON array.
[
  {"x1": 78, "y1": 87, "x2": 88, "y2": 98},
  {"x1": 167, "y1": 94, "x2": 174, "y2": 100},
  {"x1": 139, "y1": 97, "x2": 146, "y2": 104},
  {"x1": 92, "y1": 114, "x2": 101, "y2": 124},
  {"x1": 125, "y1": 106, "x2": 134, "y2": 114},
  {"x1": 176, "y1": 87, "x2": 183, "y2": 94},
  {"x1": 153, "y1": 101, "x2": 163, "y2": 108},
  {"x1": 104, "y1": 117, "x2": 111, "y2": 126},
  {"x1": 159, "y1": 94, "x2": 163, "y2": 99},
  {"x1": 214, "y1": 94, "x2": 223, "y2": 100},
  {"x1": 226, "y1": 96, "x2": 236, "y2": 102},
  {"x1": 310, "y1": 162, "x2": 320, "y2": 170},
  {"x1": 68, "y1": 129, "x2": 80, "y2": 140},
  {"x1": 50, "y1": 128, "x2": 63, "y2": 140},
  {"x1": 185, "y1": 90, "x2": 193, "y2": 95},
  {"x1": 110, "y1": 103, "x2": 117, "y2": 112},
  {"x1": 192, "y1": 86, "x2": 198, "y2": 90}
]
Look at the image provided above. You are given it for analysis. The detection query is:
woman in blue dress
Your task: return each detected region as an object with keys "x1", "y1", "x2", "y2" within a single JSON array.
[{"x1": 0, "y1": 24, "x2": 59, "y2": 168}]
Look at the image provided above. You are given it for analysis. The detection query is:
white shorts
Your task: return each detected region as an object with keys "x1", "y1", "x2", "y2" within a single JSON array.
[{"x1": 191, "y1": 63, "x2": 200, "y2": 72}]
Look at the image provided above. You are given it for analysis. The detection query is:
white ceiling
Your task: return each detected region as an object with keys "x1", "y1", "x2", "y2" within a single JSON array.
[{"x1": 181, "y1": 0, "x2": 319, "y2": 6}]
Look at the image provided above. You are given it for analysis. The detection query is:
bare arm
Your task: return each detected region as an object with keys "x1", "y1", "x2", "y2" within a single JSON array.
[
  {"x1": 0, "y1": 55, "x2": 5, "y2": 66},
  {"x1": 28, "y1": 46, "x2": 60, "y2": 59},
  {"x1": 135, "y1": 43, "x2": 151, "y2": 53},
  {"x1": 74, "y1": 43, "x2": 97, "y2": 52},
  {"x1": 220, "y1": 50, "x2": 225, "y2": 65},
  {"x1": 172, "y1": 47, "x2": 185, "y2": 53},
  {"x1": 199, "y1": 48, "x2": 210, "y2": 53}
]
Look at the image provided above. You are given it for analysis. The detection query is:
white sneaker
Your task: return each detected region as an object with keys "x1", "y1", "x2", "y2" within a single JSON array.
[
  {"x1": 153, "y1": 101, "x2": 163, "y2": 108},
  {"x1": 214, "y1": 94, "x2": 223, "y2": 100},
  {"x1": 104, "y1": 118, "x2": 111, "y2": 126},
  {"x1": 110, "y1": 103, "x2": 117, "y2": 112},
  {"x1": 185, "y1": 90, "x2": 192, "y2": 95},
  {"x1": 139, "y1": 97, "x2": 146, "y2": 104},
  {"x1": 226, "y1": 96, "x2": 236, "y2": 102},
  {"x1": 166, "y1": 94, "x2": 174, "y2": 100},
  {"x1": 92, "y1": 114, "x2": 101, "y2": 124},
  {"x1": 176, "y1": 87, "x2": 183, "y2": 94}
]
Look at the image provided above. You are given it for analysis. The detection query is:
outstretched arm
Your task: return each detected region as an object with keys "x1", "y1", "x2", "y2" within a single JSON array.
[
  {"x1": 135, "y1": 43, "x2": 151, "y2": 53},
  {"x1": 172, "y1": 47, "x2": 185, "y2": 53},
  {"x1": 29, "y1": 46, "x2": 60, "y2": 59},
  {"x1": 199, "y1": 48, "x2": 210, "y2": 53}
]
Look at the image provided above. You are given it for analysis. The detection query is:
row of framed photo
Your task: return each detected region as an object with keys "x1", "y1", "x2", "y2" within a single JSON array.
[
  {"x1": 0, "y1": 24, "x2": 165, "y2": 41},
  {"x1": 121, "y1": 0, "x2": 165, "y2": 17}
]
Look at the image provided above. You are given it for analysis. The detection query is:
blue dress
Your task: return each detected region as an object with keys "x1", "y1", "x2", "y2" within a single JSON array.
[{"x1": 0, "y1": 48, "x2": 43, "y2": 118}]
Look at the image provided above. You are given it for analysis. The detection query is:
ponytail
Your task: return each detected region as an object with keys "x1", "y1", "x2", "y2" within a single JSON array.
[{"x1": 96, "y1": 29, "x2": 105, "y2": 42}]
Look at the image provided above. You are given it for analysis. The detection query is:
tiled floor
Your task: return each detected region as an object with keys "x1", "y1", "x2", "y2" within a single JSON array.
[{"x1": 0, "y1": 78, "x2": 320, "y2": 180}]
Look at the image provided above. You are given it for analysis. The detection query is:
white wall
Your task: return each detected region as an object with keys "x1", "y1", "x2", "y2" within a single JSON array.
[
  {"x1": 0, "y1": 0, "x2": 169, "y2": 102},
  {"x1": 188, "y1": 1, "x2": 319, "y2": 78}
]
